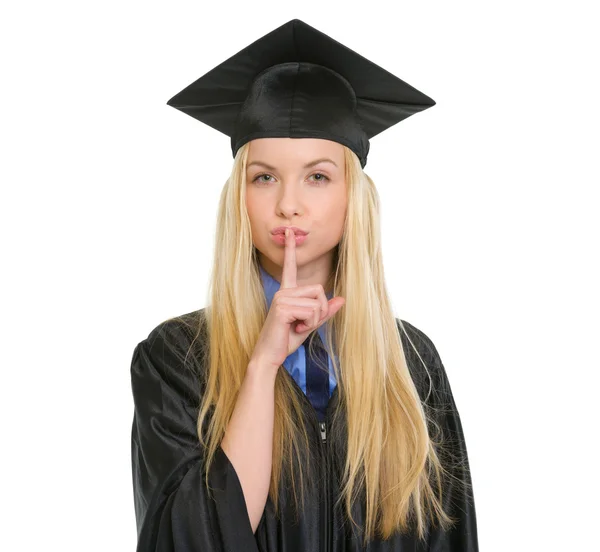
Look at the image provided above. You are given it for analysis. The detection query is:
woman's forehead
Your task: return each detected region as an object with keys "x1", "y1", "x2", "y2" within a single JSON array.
[{"x1": 247, "y1": 137, "x2": 344, "y2": 163}]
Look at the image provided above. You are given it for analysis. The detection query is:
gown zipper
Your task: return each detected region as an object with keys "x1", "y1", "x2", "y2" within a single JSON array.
[
  {"x1": 320, "y1": 421, "x2": 330, "y2": 552},
  {"x1": 280, "y1": 368, "x2": 336, "y2": 552}
]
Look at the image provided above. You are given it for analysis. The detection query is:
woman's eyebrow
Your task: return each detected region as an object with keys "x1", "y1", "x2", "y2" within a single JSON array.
[{"x1": 247, "y1": 158, "x2": 338, "y2": 170}]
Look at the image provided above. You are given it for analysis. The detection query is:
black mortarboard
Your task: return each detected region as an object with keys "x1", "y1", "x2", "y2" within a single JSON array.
[{"x1": 166, "y1": 19, "x2": 435, "y2": 168}]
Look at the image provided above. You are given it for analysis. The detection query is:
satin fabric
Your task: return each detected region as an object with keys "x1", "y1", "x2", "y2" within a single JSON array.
[
  {"x1": 130, "y1": 309, "x2": 479, "y2": 551},
  {"x1": 305, "y1": 330, "x2": 330, "y2": 423},
  {"x1": 165, "y1": 19, "x2": 436, "y2": 170}
]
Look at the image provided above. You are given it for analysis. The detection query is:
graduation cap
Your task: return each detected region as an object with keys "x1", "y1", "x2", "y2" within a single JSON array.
[{"x1": 166, "y1": 18, "x2": 435, "y2": 168}]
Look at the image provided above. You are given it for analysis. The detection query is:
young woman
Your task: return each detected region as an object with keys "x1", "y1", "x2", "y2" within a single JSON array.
[{"x1": 130, "y1": 19, "x2": 479, "y2": 552}]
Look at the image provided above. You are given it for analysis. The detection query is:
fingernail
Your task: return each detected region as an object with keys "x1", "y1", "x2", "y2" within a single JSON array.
[{"x1": 285, "y1": 228, "x2": 289, "y2": 238}]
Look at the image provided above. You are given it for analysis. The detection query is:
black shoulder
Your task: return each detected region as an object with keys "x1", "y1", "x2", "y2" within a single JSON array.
[
  {"x1": 396, "y1": 318, "x2": 441, "y2": 366},
  {"x1": 131, "y1": 308, "x2": 209, "y2": 403},
  {"x1": 142, "y1": 308, "x2": 208, "y2": 360},
  {"x1": 395, "y1": 317, "x2": 451, "y2": 409},
  {"x1": 146, "y1": 307, "x2": 206, "y2": 342}
]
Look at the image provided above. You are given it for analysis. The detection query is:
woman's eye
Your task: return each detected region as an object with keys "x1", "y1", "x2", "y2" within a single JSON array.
[
  {"x1": 309, "y1": 173, "x2": 330, "y2": 184},
  {"x1": 253, "y1": 174, "x2": 274, "y2": 184},
  {"x1": 252, "y1": 173, "x2": 330, "y2": 185}
]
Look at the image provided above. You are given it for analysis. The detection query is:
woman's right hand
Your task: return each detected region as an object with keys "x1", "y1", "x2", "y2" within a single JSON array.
[{"x1": 250, "y1": 228, "x2": 346, "y2": 372}]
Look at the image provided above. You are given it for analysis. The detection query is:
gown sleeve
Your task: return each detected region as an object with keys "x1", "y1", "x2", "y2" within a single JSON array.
[
  {"x1": 130, "y1": 319, "x2": 260, "y2": 552},
  {"x1": 402, "y1": 321, "x2": 480, "y2": 552}
]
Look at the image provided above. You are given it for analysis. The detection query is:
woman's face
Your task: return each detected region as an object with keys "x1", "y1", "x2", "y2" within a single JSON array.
[{"x1": 245, "y1": 137, "x2": 347, "y2": 284}]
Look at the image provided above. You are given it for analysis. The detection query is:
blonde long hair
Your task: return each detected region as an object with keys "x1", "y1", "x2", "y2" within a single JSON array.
[{"x1": 170, "y1": 141, "x2": 465, "y2": 545}]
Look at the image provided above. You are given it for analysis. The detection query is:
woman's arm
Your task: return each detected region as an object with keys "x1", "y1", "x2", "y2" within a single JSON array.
[{"x1": 220, "y1": 360, "x2": 277, "y2": 533}]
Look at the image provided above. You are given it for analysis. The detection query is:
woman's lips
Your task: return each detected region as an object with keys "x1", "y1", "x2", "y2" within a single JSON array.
[{"x1": 270, "y1": 233, "x2": 308, "y2": 245}]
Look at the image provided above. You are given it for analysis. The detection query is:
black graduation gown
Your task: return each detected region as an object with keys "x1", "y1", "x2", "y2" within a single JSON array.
[{"x1": 130, "y1": 309, "x2": 479, "y2": 551}]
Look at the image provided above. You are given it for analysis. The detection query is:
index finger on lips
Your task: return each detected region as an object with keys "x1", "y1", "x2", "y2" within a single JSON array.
[{"x1": 280, "y1": 228, "x2": 297, "y2": 289}]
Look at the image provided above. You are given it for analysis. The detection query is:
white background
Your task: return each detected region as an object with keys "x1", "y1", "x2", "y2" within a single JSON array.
[{"x1": 2, "y1": 1, "x2": 598, "y2": 550}]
